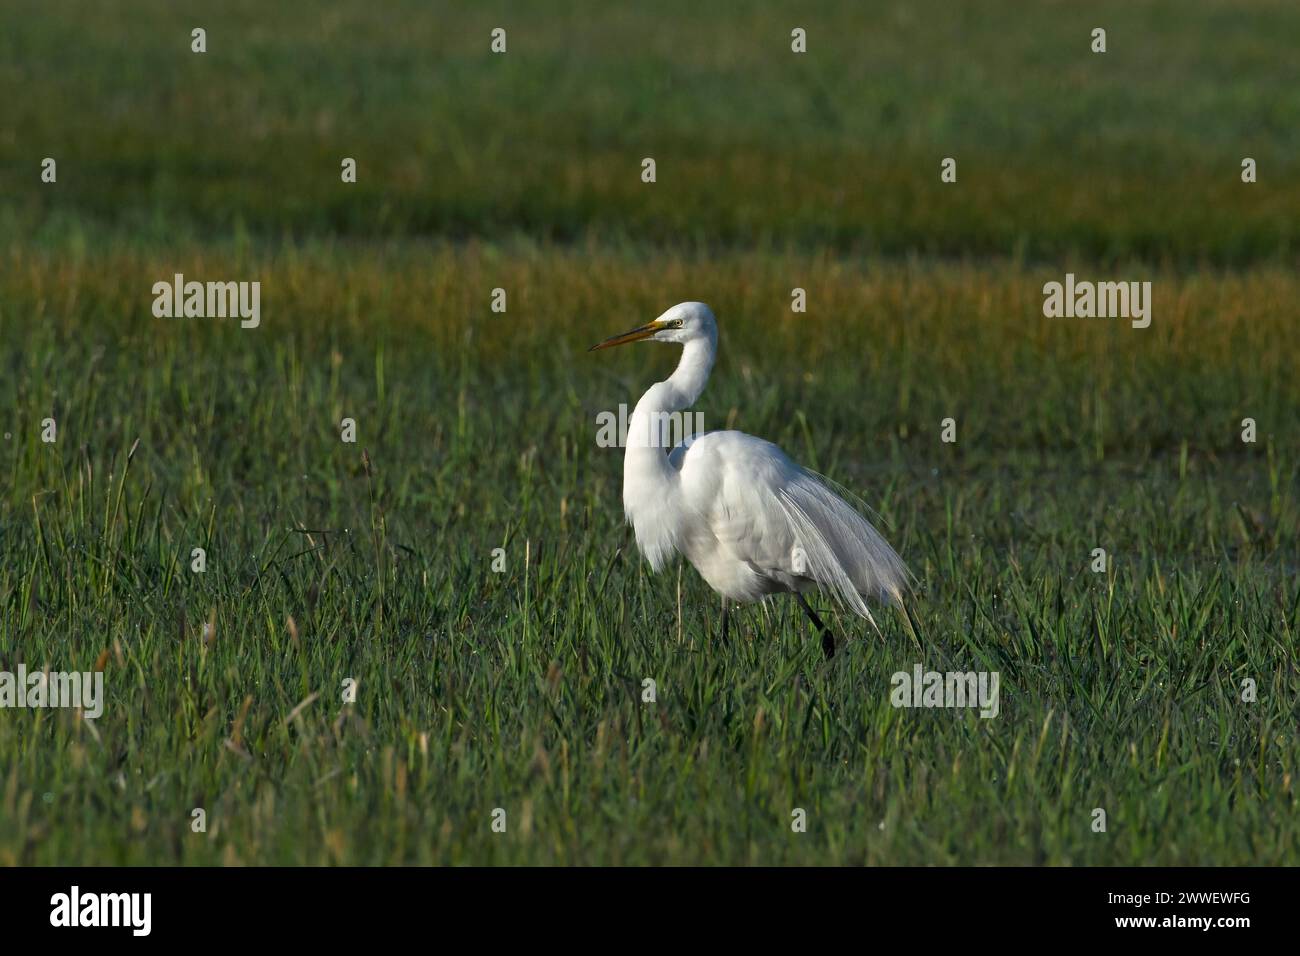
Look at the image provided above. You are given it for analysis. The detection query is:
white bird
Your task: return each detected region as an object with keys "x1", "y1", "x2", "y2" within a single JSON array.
[{"x1": 590, "y1": 302, "x2": 908, "y2": 658}]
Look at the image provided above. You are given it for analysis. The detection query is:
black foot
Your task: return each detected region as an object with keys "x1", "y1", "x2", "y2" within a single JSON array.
[{"x1": 796, "y1": 592, "x2": 837, "y2": 660}]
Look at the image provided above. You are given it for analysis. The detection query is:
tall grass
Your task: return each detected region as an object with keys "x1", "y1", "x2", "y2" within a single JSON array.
[{"x1": 0, "y1": 236, "x2": 1295, "y2": 863}]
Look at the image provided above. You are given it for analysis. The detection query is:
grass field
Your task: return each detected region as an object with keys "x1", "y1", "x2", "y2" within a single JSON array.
[{"x1": 1, "y1": 1, "x2": 1297, "y2": 865}]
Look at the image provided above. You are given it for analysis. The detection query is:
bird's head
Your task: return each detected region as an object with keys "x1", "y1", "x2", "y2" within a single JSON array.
[{"x1": 588, "y1": 302, "x2": 717, "y2": 351}]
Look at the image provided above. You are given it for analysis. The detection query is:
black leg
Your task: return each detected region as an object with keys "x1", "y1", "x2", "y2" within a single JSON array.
[
  {"x1": 795, "y1": 593, "x2": 836, "y2": 659},
  {"x1": 719, "y1": 600, "x2": 730, "y2": 644}
]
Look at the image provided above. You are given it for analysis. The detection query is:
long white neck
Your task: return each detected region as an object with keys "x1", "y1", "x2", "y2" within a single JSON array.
[{"x1": 622, "y1": 335, "x2": 716, "y2": 568}]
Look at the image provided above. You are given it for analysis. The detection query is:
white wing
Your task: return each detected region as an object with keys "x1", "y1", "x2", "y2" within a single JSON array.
[{"x1": 670, "y1": 430, "x2": 908, "y2": 618}]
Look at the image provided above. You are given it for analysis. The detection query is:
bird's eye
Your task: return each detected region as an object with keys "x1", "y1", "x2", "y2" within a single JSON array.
[{"x1": 673, "y1": 320, "x2": 684, "y2": 328}]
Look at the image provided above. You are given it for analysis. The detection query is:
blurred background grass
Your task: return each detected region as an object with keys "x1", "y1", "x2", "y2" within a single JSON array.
[{"x1": 2, "y1": 0, "x2": 1297, "y2": 261}]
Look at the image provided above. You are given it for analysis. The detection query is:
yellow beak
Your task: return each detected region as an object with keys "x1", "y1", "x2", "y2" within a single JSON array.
[{"x1": 588, "y1": 319, "x2": 666, "y2": 351}]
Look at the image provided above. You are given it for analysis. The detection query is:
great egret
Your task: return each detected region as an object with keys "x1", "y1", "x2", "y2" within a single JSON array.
[{"x1": 590, "y1": 302, "x2": 908, "y2": 658}]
